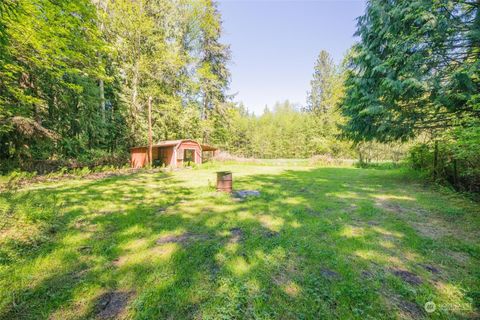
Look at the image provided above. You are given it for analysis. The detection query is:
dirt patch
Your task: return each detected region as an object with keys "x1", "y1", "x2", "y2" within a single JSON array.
[
  {"x1": 229, "y1": 227, "x2": 244, "y2": 244},
  {"x1": 262, "y1": 230, "x2": 279, "y2": 238},
  {"x1": 210, "y1": 262, "x2": 221, "y2": 279},
  {"x1": 96, "y1": 291, "x2": 134, "y2": 319},
  {"x1": 376, "y1": 199, "x2": 469, "y2": 241},
  {"x1": 71, "y1": 268, "x2": 90, "y2": 280},
  {"x1": 361, "y1": 270, "x2": 374, "y2": 280},
  {"x1": 375, "y1": 199, "x2": 406, "y2": 214},
  {"x1": 305, "y1": 207, "x2": 320, "y2": 216},
  {"x1": 201, "y1": 206, "x2": 214, "y2": 213},
  {"x1": 155, "y1": 207, "x2": 167, "y2": 215},
  {"x1": 418, "y1": 263, "x2": 440, "y2": 274},
  {"x1": 73, "y1": 219, "x2": 97, "y2": 232},
  {"x1": 112, "y1": 256, "x2": 127, "y2": 268},
  {"x1": 321, "y1": 268, "x2": 341, "y2": 281},
  {"x1": 156, "y1": 232, "x2": 210, "y2": 245},
  {"x1": 383, "y1": 289, "x2": 425, "y2": 319},
  {"x1": 299, "y1": 187, "x2": 309, "y2": 193},
  {"x1": 274, "y1": 276, "x2": 301, "y2": 298},
  {"x1": 78, "y1": 246, "x2": 93, "y2": 254},
  {"x1": 345, "y1": 203, "x2": 358, "y2": 213},
  {"x1": 390, "y1": 268, "x2": 422, "y2": 285},
  {"x1": 273, "y1": 259, "x2": 302, "y2": 297},
  {"x1": 445, "y1": 250, "x2": 470, "y2": 266},
  {"x1": 411, "y1": 220, "x2": 452, "y2": 240},
  {"x1": 97, "y1": 210, "x2": 117, "y2": 215},
  {"x1": 397, "y1": 299, "x2": 424, "y2": 319}
]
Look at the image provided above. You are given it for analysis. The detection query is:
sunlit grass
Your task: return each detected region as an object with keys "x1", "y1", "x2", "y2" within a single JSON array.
[{"x1": 0, "y1": 163, "x2": 479, "y2": 319}]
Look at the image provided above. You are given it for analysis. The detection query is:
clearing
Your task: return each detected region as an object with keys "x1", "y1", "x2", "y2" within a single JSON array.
[{"x1": 0, "y1": 163, "x2": 479, "y2": 319}]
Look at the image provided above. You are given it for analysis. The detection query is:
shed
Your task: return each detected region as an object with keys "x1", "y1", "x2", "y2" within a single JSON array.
[{"x1": 130, "y1": 139, "x2": 218, "y2": 168}]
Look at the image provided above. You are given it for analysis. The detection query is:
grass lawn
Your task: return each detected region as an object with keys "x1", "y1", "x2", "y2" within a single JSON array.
[{"x1": 0, "y1": 163, "x2": 479, "y2": 319}]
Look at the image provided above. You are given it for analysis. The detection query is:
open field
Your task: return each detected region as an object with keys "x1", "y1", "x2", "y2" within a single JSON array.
[{"x1": 0, "y1": 163, "x2": 479, "y2": 319}]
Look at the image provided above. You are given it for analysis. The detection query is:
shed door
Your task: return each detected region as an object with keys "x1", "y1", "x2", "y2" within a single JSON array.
[{"x1": 184, "y1": 149, "x2": 195, "y2": 166}]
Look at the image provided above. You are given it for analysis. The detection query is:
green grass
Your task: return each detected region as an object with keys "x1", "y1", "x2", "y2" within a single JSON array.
[{"x1": 0, "y1": 163, "x2": 479, "y2": 319}]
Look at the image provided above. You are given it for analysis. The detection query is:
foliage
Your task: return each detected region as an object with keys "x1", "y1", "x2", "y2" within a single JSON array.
[
  {"x1": 355, "y1": 141, "x2": 410, "y2": 165},
  {"x1": 0, "y1": 0, "x2": 107, "y2": 164},
  {"x1": 218, "y1": 100, "x2": 354, "y2": 159},
  {"x1": 341, "y1": 0, "x2": 480, "y2": 192},
  {"x1": 341, "y1": 0, "x2": 479, "y2": 142},
  {"x1": 409, "y1": 123, "x2": 480, "y2": 193},
  {"x1": 0, "y1": 0, "x2": 231, "y2": 173}
]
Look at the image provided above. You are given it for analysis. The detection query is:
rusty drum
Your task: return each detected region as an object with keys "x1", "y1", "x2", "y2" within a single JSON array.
[{"x1": 217, "y1": 171, "x2": 232, "y2": 193}]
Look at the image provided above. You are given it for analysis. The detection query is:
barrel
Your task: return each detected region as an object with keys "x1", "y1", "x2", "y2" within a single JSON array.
[{"x1": 217, "y1": 171, "x2": 232, "y2": 193}]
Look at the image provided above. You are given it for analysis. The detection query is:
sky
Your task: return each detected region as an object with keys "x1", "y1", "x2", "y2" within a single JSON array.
[{"x1": 218, "y1": 0, "x2": 367, "y2": 115}]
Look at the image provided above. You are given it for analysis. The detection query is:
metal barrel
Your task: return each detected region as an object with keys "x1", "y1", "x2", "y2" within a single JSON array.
[{"x1": 216, "y1": 171, "x2": 232, "y2": 193}]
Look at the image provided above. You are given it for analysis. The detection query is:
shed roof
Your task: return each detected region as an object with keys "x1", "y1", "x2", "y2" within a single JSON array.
[
  {"x1": 201, "y1": 144, "x2": 218, "y2": 151},
  {"x1": 154, "y1": 140, "x2": 183, "y2": 147},
  {"x1": 130, "y1": 139, "x2": 217, "y2": 151}
]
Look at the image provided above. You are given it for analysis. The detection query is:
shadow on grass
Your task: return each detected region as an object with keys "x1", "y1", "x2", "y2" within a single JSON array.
[{"x1": 0, "y1": 167, "x2": 478, "y2": 319}]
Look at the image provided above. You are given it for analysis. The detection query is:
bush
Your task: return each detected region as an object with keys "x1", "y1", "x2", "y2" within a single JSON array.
[
  {"x1": 354, "y1": 161, "x2": 402, "y2": 170},
  {"x1": 408, "y1": 125, "x2": 480, "y2": 194}
]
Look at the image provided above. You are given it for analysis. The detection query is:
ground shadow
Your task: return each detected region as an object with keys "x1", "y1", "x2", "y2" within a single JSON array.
[{"x1": 0, "y1": 166, "x2": 478, "y2": 319}]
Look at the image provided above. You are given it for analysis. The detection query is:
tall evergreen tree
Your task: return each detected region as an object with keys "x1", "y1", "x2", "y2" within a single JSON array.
[
  {"x1": 341, "y1": 0, "x2": 480, "y2": 142},
  {"x1": 306, "y1": 50, "x2": 335, "y2": 115},
  {"x1": 198, "y1": 0, "x2": 231, "y2": 143}
]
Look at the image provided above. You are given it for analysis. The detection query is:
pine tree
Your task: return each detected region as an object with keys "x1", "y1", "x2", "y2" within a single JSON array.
[{"x1": 306, "y1": 50, "x2": 335, "y2": 115}]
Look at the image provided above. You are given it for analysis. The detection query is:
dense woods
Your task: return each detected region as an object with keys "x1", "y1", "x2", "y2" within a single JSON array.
[{"x1": 0, "y1": 0, "x2": 232, "y2": 171}]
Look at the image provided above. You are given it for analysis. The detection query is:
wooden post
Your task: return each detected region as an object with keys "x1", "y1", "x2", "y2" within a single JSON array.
[{"x1": 148, "y1": 96, "x2": 153, "y2": 166}]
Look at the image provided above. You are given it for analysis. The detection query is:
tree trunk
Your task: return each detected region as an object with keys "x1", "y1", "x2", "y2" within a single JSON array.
[
  {"x1": 99, "y1": 79, "x2": 105, "y2": 121},
  {"x1": 147, "y1": 96, "x2": 153, "y2": 166},
  {"x1": 131, "y1": 61, "x2": 140, "y2": 134},
  {"x1": 433, "y1": 140, "x2": 438, "y2": 181},
  {"x1": 202, "y1": 92, "x2": 208, "y2": 143},
  {"x1": 453, "y1": 158, "x2": 458, "y2": 188},
  {"x1": 96, "y1": 0, "x2": 107, "y2": 121},
  {"x1": 202, "y1": 92, "x2": 208, "y2": 121}
]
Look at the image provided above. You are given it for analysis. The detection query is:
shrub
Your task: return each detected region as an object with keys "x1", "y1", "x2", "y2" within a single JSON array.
[{"x1": 408, "y1": 125, "x2": 480, "y2": 194}]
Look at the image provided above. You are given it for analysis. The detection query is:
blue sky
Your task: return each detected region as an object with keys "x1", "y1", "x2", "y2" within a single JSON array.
[{"x1": 218, "y1": 0, "x2": 367, "y2": 115}]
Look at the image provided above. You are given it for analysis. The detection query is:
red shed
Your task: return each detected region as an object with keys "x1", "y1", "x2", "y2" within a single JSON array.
[{"x1": 130, "y1": 139, "x2": 218, "y2": 168}]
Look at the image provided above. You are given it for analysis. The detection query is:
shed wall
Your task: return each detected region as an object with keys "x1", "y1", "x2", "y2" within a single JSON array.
[
  {"x1": 163, "y1": 147, "x2": 175, "y2": 166},
  {"x1": 177, "y1": 141, "x2": 202, "y2": 166},
  {"x1": 131, "y1": 147, "x2": 148, "y2": 168}
]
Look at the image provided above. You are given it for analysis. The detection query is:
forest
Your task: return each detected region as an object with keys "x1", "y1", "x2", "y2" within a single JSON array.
[{"x1": 0, "y1": 0, "x2": 479, "y2": 193}]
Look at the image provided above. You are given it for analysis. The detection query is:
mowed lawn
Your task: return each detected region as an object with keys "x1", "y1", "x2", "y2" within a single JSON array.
[{"x1": 0, "y1": 163, "x2": 479, "y2": 319}]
